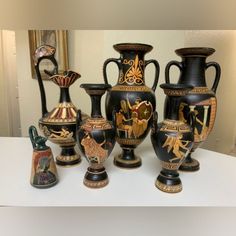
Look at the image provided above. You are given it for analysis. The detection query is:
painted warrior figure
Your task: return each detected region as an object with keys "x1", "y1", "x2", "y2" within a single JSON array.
[{"x1": 162, "y1": 133, "x2": 190, "y2": 162}]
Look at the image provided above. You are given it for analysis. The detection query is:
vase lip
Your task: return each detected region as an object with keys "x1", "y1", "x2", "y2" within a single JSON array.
[
  {"x1": 175, "y1": 47, "x2": 215, "y2": 57},
  {"x1": 113, "y1": 43, "x2": 153, "y2": 53},
  {"x1": 80, "y1": 83, "x2": 112, "y2": 90},
  {"x1": 160, "y1": 83, "x2": 193, "y2": 91}
]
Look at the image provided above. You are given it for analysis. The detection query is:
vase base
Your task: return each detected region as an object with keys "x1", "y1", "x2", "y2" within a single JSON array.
[
  {"x1": 83, "y1": 178, "x2": 109, "y2": 188},
  {"x1": 114, "y1": 154, "x2": 141, "y2": 169},
  {"x1": 155, "y1": 180, "x2": 182, "y2": 193},
  {"x1": 179, "y1": 158, "x2": 200, "y2": 172},
  {"x1": 84, "y1": 167, "x2": 109, "y2": 188},
  {"x1": 56, "y1": 154, "x2": 81, "y2": 167}
]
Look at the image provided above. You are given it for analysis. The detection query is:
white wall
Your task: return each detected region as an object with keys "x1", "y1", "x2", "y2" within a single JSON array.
[
  {"x1": 184, "y1": 30, "x2": 236, "y2": 154},
  {"x1": 16, "y1": 30, "x2": 185, "y2": 137}
]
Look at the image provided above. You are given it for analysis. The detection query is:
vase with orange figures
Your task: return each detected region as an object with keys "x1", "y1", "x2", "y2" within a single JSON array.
[
  {"x1": 76, "y1": 84, "x2": 116, "y2": 188},
  {"x1": 103, "y1": 43, "x2": 160, "y2": 169},
  {"x1": 34, "y1": 45, "x2": 88, "y2": 167},
  {"x1": 165, "y1": 47, "x2": 221, "y2": 171}
]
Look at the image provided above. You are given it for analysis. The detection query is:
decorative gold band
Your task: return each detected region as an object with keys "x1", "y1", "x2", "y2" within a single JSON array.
[
  {"x1": 155, "y1": 181, "x2": 182, "y2": 193},
  {"x1": 83, "y1": 178, "x2": 109, "y2": 188},
  {"x1": 161, "y1": 161, "x2": 181, "y2": 170},
  {"x1": 111, "y1": 85, "x2": 152, "y2": 92},
  {"x1": 116, "y1": 137, "x2": 141, "y2": 146},
  {"x1": 189, "y1": 87, "x2": 214, "y2": 94},
  {"x1": 56, "y1": 154, "x2": 80, "y2": 162}
]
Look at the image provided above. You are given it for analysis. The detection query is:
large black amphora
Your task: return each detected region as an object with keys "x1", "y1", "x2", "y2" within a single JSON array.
[
  {"x1": 103, "y1": 43, "x2": 159, "y2": 169},
  {"x1": 165, "y1": 47, "x2": 221, "y2": 171}
]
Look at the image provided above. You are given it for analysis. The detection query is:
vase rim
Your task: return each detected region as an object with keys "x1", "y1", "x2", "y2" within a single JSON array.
[
  {"x1": 113, "y1": 43, "x2": 153, "y2": 53},
  {"x1": 160, "y1": 83, "x2": 193, "y2": 91},
  {"x1": 80, "y1": 83, "x2": 111, "y2": 90},
  {"x1": 175, "y1": 47, "x2": 215, "y2": 57}
]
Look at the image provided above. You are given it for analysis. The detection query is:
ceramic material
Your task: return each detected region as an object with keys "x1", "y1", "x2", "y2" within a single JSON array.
[
  {"x1": 103, "y1": 43, "x2": 159, "y2": 169},
  {"x1": 29, "y1": 125, "x2": 58, "y2": 188},
  {"x1": 34, "y1": 45, "x2": 87, "y2": 167},
  {"x1": 76, "y1": 84, "x2": 116, "y2": 188},
  {"x1": 165, "y1": 47, "x2": 221, "y2": 171},
  {"x1": 151, "y1": 84, "x2": 195, "y2": 193}
]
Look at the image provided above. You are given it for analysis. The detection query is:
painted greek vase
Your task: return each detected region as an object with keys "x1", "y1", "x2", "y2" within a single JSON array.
[
  {"x1": 76, "y1": 84, "x2": 116, "y2": 188},
  {"x1": 29, "y1": 125, "x2": 58, "y2": 188},
  {"x1": 165, "y1": 47, "x2": 221, "y2": 171},
  {"x1": 151, "y1": 84, "x2": 195, "y2": 193},
  {"x1": 103, "y1": 43, "x2": 159, "y2": 169},
  {"x1": 34, "y1": 45, "x2": 88, "y2": 167}
]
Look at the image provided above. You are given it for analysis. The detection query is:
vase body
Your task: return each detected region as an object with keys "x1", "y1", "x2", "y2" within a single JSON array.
[
  {"x1": 164, "y1": 47, "x2": 221, "y2": 171},
  {"x1": 103, "y1": 43, "x2": 159, "y2": 168},
  {"x1": 76, "y1": 84, "x2": 116, "y2": 188},
  {"x1": 29, "y1": 126, "x2": 58, "y2": 188},
  {"x1": 34, "y1": 45, "x2": 87, "y2": 167},
  {"x1": 151, "y1": 84, "x2": 194, "y2": 193}
]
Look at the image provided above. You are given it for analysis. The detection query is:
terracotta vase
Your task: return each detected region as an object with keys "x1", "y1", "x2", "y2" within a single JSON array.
[
  {"x1": 29, "y1": 125, "x2": 58, "y2": 188},
  {"x1": 34, "y1": 45, "x2": 87, "y2": 167},
  {"x1": 151, "y1": 84, "x2": 195, "y2": 193},
  {"x1": 76, "y1": 84, "x2": 116, "y2": 188},
  {"x1": 103, "y1": 43, "x2": 159, "y2": 169},
  {"x1": 165, "y1": 47, "x2": 221, "y2": 171}
]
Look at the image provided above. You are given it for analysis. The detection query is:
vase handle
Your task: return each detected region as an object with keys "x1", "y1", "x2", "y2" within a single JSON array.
[
  {"x1": 29, "y1": 125, "x2": 39, "y2": 149},
  {"x1": 103, "y1": 58, "x2": 120, "y2": 85},
  {"x1": 151, "y1": 111, "x2": 158, "y2": 133},
  {"x1": 34, "y1": 45, "x2": 58, "y2": 117},
  {"x1": 145, "y1": 60, "x2": 160, "y2": 92},
  {"x1": 206, "y1": 62, "x2": 221, "y2": 93},
  {"x1": 165, "y1": 60, "x2": 182, "y2": 84},
  {"x1": 187, "y1": 111, "x2": 196, "y2": 132}
]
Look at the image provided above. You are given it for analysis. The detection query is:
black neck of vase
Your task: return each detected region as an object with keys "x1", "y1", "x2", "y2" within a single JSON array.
[
  {"x1": 165, "y1": 95, "x2": 182, "y2": 120},
  {"x1": 90, "y1": 94, "x2": 103, "y2": 118},
  {"x1": 59, "y1": 87, "x2": 71, "y2": 103},
  {"x1": 179, "y1": 56, "x2": 207, "y2": 87}
]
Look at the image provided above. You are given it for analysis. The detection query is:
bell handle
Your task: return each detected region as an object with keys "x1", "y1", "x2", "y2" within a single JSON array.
[
  {"x1": 145, "y1": 59, "x2": 160, "y2": 92},
  {"x1": 206, "y1": 62, "x2": 221, "y2": 93},
  {"x1": 165, "y1": 60, "x2": 183, "y2": 84},
  {"x1": 29, "y1": 125, "x2": 39, "y2": 149},
  {"x1": 103, "y1": 58, "x2": 121, "y2": 85},
  {"x1": 34, "y1": 45, "x2": 58, "y2": 117}
]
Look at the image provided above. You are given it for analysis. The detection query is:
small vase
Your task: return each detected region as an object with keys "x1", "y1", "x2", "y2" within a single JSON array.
[
  {"x1": 34, "y1": 45, "x2": 88, "y2": 167},
  {"x1": 103, "y1": 43, "x2": 159, "y2": 169},
  {"x1": 151, "y1": 84, "x2": 195, "y2": 193},
  {"x1": 165, "y1": 47, "x2": 221, "y2": 171},
  {"x1": 76, "y1": 84, "x2": 116, "y2": 188},
  {"x1": 29, "y1": 125, "x2": 58, "y2": 188}
]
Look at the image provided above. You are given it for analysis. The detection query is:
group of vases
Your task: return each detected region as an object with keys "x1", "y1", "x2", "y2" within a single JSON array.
[{"x1": 30, "y1": 43, "x2": 221, "y2": 193}]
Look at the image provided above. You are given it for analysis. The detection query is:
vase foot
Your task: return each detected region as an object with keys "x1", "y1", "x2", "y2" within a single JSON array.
[
  {"x1": 114, "y1": 153, "x2": 141, "y2": 169},
  {"x1": 155, "y1": 171, "x2": 182, "y2": 193},
  {"x1": 84, "y1": 167, "x2": 109, "y2": 188},
  {"x1": 179, "y1": 156, "x2": 200, "y2": 172},
  {"x1": 56, "y1": 146, "x2": 81, "y2": 167}
]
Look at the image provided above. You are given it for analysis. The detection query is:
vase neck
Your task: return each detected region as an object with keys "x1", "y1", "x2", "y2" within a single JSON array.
[
  {"x1": 59, "y1": 88, "x2": 71, "y2": 103},
  {"x1": 179, "y1": 56, "x2": 207, "y2": 87},
  {"x1": 90, "y1": 93, "x2": 103, "y2": 118},
  {"x1": 165, "y1": 96, "x2": 182, "y2": 120},
  {"x1": 118, "y1": 51, "x2": 146, "y2": 86}
]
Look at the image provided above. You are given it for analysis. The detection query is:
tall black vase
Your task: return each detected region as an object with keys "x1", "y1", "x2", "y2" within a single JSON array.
[
  {"x1": 76, "y1": 84, "x2": 116, "y2": 188},
  {"x1": 103, "y1": 43, "x2": 159, "y2": 169},
  {"x1": 165, "y1": 47, "x2": 221, "y2": 171},
  {"x1": 151, "y1": 84, "x2": 195, "y2": 193}
]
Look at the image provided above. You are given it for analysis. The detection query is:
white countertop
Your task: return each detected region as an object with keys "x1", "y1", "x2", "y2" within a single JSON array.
[{"x1": 0, "y1": 136, "x2": 235, "y2": 207}]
